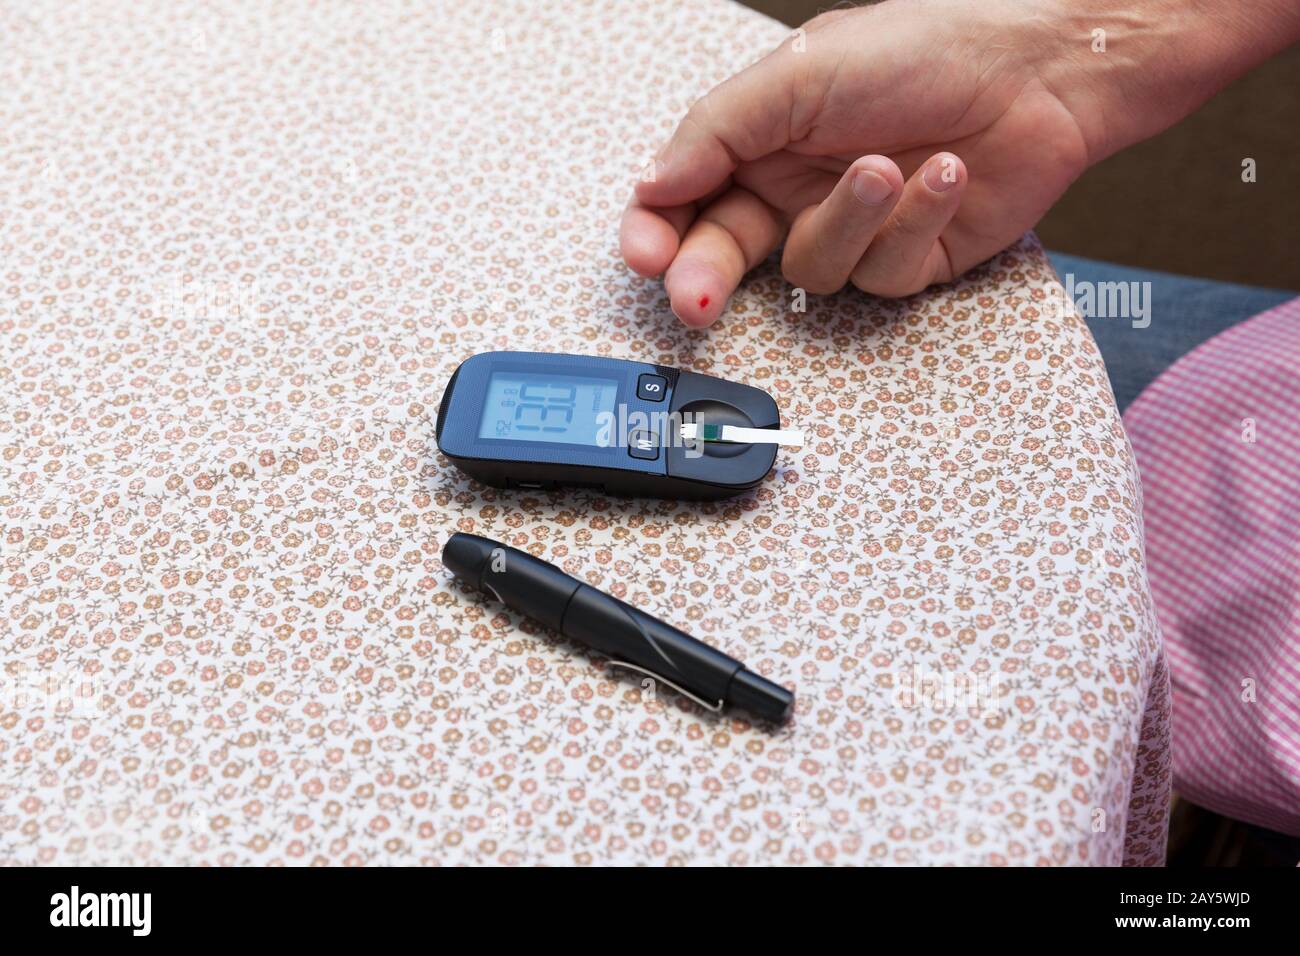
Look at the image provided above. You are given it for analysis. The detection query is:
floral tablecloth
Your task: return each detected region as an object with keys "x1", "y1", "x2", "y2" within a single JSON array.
[{"x1": 0, "y1": 0, "x2": 1169, "y2": 865}]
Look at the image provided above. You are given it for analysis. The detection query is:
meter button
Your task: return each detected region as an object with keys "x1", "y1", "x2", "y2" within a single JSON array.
[
  {"x1": 636, "y1": 374, "x2": 668, "y2": 402},
  {"x1": 628, "y1": 429, "x2": 660, "y2": 460}
]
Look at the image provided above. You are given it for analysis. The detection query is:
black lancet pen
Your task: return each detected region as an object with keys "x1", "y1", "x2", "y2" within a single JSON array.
[{"x1": 442, "y1": 533, "x2": 794, "y2": 723}]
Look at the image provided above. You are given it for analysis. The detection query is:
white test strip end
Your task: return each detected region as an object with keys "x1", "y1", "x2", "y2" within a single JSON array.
[{"x1": 680, "y1": 423, "x2": 804, "y2": 448}]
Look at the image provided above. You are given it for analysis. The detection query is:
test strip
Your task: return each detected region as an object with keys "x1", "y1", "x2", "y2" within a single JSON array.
[{"x1": 680, "y1": 423, "x2": 804, "y2": 447}]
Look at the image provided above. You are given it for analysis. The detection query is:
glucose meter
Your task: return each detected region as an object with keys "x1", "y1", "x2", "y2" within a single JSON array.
[{"x1": 435, "y1": 351, "x2": 801, "y2": 499}]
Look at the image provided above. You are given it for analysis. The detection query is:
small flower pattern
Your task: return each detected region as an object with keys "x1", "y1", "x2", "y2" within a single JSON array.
[{"x1": 0, "y1": 0, "x2": 1168, "y2": 865}]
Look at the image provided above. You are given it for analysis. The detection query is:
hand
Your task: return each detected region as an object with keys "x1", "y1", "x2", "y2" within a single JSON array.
[{"x1": 621, "y1": 0, "x2": 1300, "y2": 327}]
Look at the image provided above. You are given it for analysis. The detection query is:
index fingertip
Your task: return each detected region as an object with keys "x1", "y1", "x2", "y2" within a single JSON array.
[{"x1": 666, "y1": 262, "x2": 732, "y2": 328}]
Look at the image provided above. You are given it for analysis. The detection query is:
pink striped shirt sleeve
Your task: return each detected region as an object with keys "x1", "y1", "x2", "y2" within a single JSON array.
[{"x1": 1123, "y1": 295, "x2": 1300, "y2": 836}]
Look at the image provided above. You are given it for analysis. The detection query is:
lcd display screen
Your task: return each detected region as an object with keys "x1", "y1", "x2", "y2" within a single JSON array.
[{"x1": 477, "y1": 372, "x2": 618, "y2": 446}]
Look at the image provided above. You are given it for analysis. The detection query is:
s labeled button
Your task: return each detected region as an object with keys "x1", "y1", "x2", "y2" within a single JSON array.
[{"x1": 637, "y1": 374, "x2": 668, "y2": 402}]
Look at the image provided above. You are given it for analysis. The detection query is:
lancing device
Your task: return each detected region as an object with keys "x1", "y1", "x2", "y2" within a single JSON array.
[{"x1": 443, "y1": 533, "x2": 794, "y2": 723}]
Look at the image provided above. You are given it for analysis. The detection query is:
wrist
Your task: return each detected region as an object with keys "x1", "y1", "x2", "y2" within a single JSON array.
[{"x1": 1036, "y1": 0, "x2": 1300, "y2": 163}]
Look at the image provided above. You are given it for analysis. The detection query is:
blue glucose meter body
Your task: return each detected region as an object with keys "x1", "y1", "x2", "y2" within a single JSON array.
[{"x1": 436, "y1": 351, "x2": 781, "y2": 499}]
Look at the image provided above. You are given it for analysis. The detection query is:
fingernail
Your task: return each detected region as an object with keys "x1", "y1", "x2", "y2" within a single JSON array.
[
  {"x1": 852, "y1": 169, "x2": 894, "y2": 205},
  {"x1": 923, "y1": 156, "x2": 959, "y2": 192}
]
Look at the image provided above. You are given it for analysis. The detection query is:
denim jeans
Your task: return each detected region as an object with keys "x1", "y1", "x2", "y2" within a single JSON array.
[{"x1": 1046, "y1": 252, "x2": 1297, "y2": 412}]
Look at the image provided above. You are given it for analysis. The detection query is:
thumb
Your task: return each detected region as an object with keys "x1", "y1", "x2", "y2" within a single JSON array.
[{"x1": 635, "y1": 47, "x2": 797, "y2": 208}]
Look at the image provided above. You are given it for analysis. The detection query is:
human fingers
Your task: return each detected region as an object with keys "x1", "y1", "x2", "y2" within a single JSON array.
[
  {"x1": 662, "y1": 186, "x2": 786, "y2": 327},
  {"x1": 634, "y1": 48, "x2": 797, "y2": 209},
  {"x1": 849, "y1": 152, "x2": 967, "y2": 297},
  {"x1": 779, "y1": 155, "x2": 904, "y2": 295},
  {"x1": 619, "y1": 199, "x2": 697, "y2": 278}
]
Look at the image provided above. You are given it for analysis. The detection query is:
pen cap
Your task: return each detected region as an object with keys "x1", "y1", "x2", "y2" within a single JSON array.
[
  {"x1": 442, "y1": 533, "x2": 580, "y2": 631},
  {"x1": 729, "y1": 669, "x2": 795, "y2": 723},
  {"x1": 442, "y1": 533, "x2": 495, "y2": 584}
]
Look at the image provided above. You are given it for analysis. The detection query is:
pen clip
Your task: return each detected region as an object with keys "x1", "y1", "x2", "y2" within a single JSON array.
[{"x1": 607, "y1": 660, "x2": 724, "y2": 714}]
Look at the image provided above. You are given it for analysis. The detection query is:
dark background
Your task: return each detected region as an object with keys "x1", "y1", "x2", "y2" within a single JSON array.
[{"x1": 743, "y1": 0, "x2": 1300, "y2": 290}]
